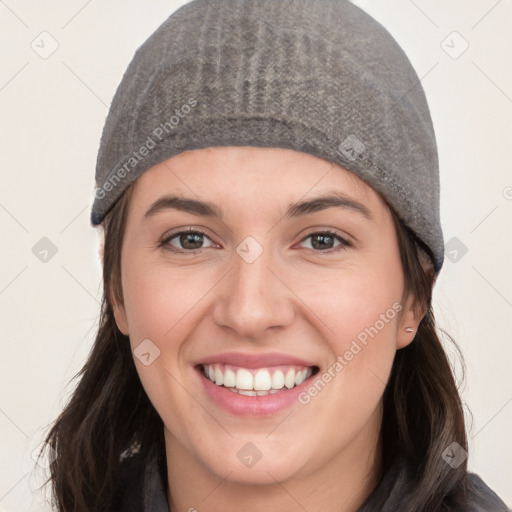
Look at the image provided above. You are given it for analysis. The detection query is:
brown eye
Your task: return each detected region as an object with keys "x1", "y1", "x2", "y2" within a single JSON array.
[
  {"x1": 300, "y1": 231, "x2": 351, "y2": 253},
  {"x1": 161, "y1": 229, "x2": 215, "y2": 252},
  {"x1": 177, "y1": 232, "x2": 204, "y2": 250}
]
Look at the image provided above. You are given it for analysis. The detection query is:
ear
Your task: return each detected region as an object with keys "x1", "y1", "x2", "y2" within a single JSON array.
[
  {"x1": 98, "y1": 226, "x2": 105, "y2": 265},
  {"x1": 396, "y1": 243, "x2": 439, "y2": 349},
  {"x1": 99, "y1": 227, "x2": 130, "y2": 336},
  {"x1": 396, "y1": 292, "x2": 427, "y2": 349},
  {"x1": 111, "y1": 294, "x2": 129, "y2": 336}
]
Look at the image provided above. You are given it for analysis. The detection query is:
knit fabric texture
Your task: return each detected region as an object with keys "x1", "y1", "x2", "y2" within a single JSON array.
[{"x1": 91, "y1": 0, "x2": 444, "y2": 272}]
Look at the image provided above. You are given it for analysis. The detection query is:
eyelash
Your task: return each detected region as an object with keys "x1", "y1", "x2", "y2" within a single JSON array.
[{"x1": 158, "y1": 228, "x2": 352, "y2": 255}]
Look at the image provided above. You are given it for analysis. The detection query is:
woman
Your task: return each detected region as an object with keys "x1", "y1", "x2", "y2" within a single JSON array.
[{"x1": 40, "y1": 0, "x2": 510, "y2": 510}]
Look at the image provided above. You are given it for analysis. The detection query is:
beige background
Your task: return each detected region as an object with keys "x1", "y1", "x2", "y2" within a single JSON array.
[{"x1": 0, "y1": 0, "x2": 511, "y2": 509}]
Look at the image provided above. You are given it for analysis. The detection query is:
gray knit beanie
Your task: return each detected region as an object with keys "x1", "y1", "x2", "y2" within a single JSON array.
[{"x1": 91, "y1": 0, "x2": 444, "y2": 273}]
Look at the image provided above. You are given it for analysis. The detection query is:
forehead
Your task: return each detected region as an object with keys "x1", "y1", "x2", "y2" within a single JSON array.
[{"x1": 128, "y1": 146, "x2": 387, "y2": 219}]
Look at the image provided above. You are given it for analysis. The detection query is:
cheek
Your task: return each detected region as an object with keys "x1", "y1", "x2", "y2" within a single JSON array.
[
  {"x1": 294, "y1": 258, "x2": 404, "y2": 347},
  {"x1": 292, "y1": 258, "x2": 403, "y2": 406},
  {"x1": 120, "y1": 261, "x2": 213, "y2": 441},
  {"x1": 121, "y1": 260, "x2": 210, "y2": 343}
]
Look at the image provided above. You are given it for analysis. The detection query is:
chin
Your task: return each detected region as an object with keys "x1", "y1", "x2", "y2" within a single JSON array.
[
  {"x1": 209, "y1": 458, "x2": 304, "y2": 486},
  {"x1": 196, "y1": 439, "x2": 312, "y2": 486}
]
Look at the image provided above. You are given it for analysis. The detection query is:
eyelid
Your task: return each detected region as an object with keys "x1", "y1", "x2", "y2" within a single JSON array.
[
  {"x1": 297, "y1": 228, "x2": 352, "y2": 253},
  {"x1": 300, "y1": 226, "x2": 353, "y2": 242}
]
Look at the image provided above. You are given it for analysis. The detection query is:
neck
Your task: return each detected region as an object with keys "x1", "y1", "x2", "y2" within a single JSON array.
[{"x1": 164, "y1": 407, "x2": 383, "y2": 512}]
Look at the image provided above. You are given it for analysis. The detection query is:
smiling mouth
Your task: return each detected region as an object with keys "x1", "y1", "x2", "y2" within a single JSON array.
[{"x1": 199, "y1": 363, "x2": 320, "y2": 396}]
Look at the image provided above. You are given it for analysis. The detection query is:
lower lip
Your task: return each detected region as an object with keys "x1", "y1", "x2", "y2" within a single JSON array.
[{"x1": 196, "y1": 367, "x2": 314, "y2": 416}]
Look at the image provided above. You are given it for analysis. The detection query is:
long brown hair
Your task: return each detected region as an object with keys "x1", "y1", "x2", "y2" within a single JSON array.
[{"x1": 38, "y1": 181, "x2": 472, "y2": 511}]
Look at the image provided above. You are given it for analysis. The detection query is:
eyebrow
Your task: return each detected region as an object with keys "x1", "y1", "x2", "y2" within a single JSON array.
[{"x1": 144, "y1": 191, "x2": 373, "y2": 222}]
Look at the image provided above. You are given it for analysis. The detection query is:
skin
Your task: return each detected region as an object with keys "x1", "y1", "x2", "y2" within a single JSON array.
[{"x1": 111, "y1": 146, "x2": 426, "y2": 512}]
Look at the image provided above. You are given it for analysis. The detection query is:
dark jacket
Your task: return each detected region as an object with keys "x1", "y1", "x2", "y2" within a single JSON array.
[{"x1": 112, "y1": 450, "x2": 510, "y2": 512}]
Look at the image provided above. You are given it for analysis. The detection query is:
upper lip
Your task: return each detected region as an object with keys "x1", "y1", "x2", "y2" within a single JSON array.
[{"x1": 194, "y1": 352, "x2": 317, "y2": 369}]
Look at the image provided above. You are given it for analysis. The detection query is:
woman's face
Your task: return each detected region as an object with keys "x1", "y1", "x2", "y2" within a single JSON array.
[{"x1": 113, "y1": 146, "x2": 419, "y2": 487}]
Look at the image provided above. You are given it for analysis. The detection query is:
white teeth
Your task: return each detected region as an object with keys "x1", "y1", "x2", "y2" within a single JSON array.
[
  {"x1": 236, "y1": 368, "x2": 253, "y2": 390},
  {"x1": 239, "y1": 389, "x2": 257, "y2": 396},
  {"x1": 223, "y1": 368, "x2": 236, "y2": 388},
  {"x1": 253, "y1": 369, "x2": 272, "y2": 391},
  {"x1": 284, "y1": 369, "x2": 296, "y2": 389},
  {"x1": 271, "y1": 370, "x2": 285, "y2": 390},
  {"x1": 202, "y1": 363, "x2": 314, "y2": 394},
  {"x1": 295, "y1": 369, "x2": 307, "y2": 385},
  {"x1": 214, "y1": 366, "x2": 224, "y2": 386}
]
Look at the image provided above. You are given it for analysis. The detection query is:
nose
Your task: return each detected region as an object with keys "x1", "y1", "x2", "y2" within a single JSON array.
[{"x1": 212, "y1": 243, "x2": 295, "y2": 339}]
